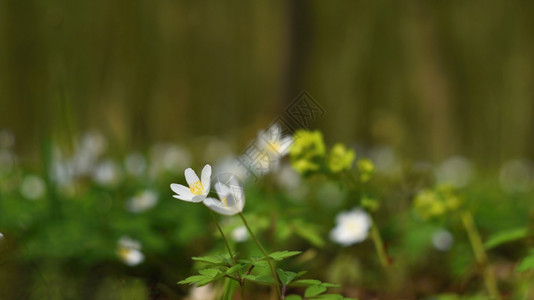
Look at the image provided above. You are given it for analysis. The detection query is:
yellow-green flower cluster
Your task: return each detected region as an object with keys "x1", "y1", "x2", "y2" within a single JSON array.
[
  {"x1": 413, "y1": 184, "x2": 462, "y2": 220},
  {"x1": 357, "y1": 158, "x2": 375, "y2": 183},
  {"x1": 289, "y1": 130, "x2": 326, "y2": 175},
  {"x1": 327, "y1": 143, "x2": 356, "y2": 173}
]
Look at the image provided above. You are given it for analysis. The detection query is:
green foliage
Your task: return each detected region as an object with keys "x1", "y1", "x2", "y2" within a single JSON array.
[
  {"x1": 516, "y1": 249, "x2": 534, "y2": 272},
  {"x1": 484, "y1": 227, "x2": 528, "y2": 249},
  {"x1": 413, "y1": 184, "x2": 462, "y2": 220},
  {"x1": 290, "y1": 130, "x2": 326, "y2": 175},
  {"x1": 327, "y1": 143, "x2": 355, "y2": 173}
]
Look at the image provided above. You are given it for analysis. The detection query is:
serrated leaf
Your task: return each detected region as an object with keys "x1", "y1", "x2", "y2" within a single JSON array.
[
  {"x1": 192, "y1": 255, "x2": 225, "y2": 265},
  {"x1": 289, "y1": 279, "x2": 322, "y2": 287},
  {"x1": 198, "y1": 268, "x2": 222, "y2": 277},
  {"x1": 277, "y1": 269, "x2": 298, "y2": 286},
  {"x1": 286, "y1": 295, "x2": 303, "y2": 300},
  {"x1": 177, "y1": 275, "x2": 207, "y2": 285},
  {"x1": 305, "y1": 285, "x2": 327, "y2": 297},
  {"x1": 485, "y1": 227, "x2": 528, "y2": 249},
  {"x1": 226, "y1": 264, "x2": 245, "y2": 275},
  {"x1": 516, "y1": 250, "x2": 534, "y2": 272},
  {"x1": 242, "y1": 274, "x2": 276, "y2": 285},
  {"x1": 268, "y1": 250, "x2": 302, "y2": 261}
]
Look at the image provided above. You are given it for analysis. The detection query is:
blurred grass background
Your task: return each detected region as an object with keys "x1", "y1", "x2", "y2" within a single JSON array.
[{"x1": 1, "y1": 0, "x2": 534, "y2": 165}]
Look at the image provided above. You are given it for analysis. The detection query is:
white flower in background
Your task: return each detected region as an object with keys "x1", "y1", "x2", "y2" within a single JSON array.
[
  {"x1": 436, "y1": 156, "x2": 474, "y2": 188},
  {"x1": 20, "y1": 175, "x2": 46, "y2": 200},
  {"x1": 187, "y1": 284, "x2": 216, "y2": 300},
  {"x1": 50, "y1": 149, "x2": 75, "y2": 188},
  {"x1": 125, "y1": 152, "x2": 147, "y2": 177},
  {"x1": 149, "y1": 144, "x2": 192, "y2": 178},
  {"x1": 93, "y1": 159, "x2": 122, "y2": 186},
  {"x1": 0, "y1": 232, "x2": 4, "y2": 241},
  {"x1": 170, "y1": 164, "x2": 211, "y2": 202},
  {"x1": 203, "y1": 176, "x2": 245, "y2": 216},
  {"x1": 330, "y1": 208, "x2": 372, "y2": 247},
  {"x1": 276, "y1": 163, "x2": 301, "y2": 191},
  {"x1": 257, "y1": 124, "x2": 293, "y2": 159},
  {"x1": 126, "y1": 189, "x2": 158, "y2": 213},
  {"x1": 72, "y1": 132, "x2": 107, "y2": 176},
  {"x1": 432, "y1": 229, "x2": 454, "y2": 251},
  {"x1": 231, "y1": 226, "x2": 248, "y2": 242},
  {"x1": 499, "y1": 159, "x2": 533, "y2": 193},
  {"x1": 117, "y1": 236, "x2": 145, "y2": 266}
]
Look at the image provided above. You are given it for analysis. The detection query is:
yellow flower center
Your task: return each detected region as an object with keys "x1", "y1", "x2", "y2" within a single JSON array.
[
  {"x1": 268, "y1": 141, "x2": 281, "y2": 153},
  {"x1": 190, "y1": 180, "x2": 204, "y2": 196},
  {"x1": 117, "y1": 247, "x2": 130, "y2": 260},
  {"x1": 221, "y1": 197, "x2": 228, "y2": 207}
]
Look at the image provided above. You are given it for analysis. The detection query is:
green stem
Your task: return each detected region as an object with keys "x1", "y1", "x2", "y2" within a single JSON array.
[
  {"x1": 370, "y1": 223, "x2": 389, "y2": 267},
  {"x1": 461, "y1": 211, "x2": 501, "y2": 300},
  {"x1": 238, "y1": 213, "x2": 281, "y2": 300},
  {"x1": 209, "y1": 210, "x2": 235, "y2": 264}
]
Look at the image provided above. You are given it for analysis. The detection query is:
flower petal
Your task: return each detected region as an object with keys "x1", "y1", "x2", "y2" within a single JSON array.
[
  {"x1": 203, "y1": 197, "x2": 238, "y2": 216},
  {"x1": 185, "y1": 168, "x2": 200, "y2": 186},
  {"x1": 191, "y1": 194, "x2": 207, "y2": 203},
  {"x1": 170, "y1": 183, "x2": 193, "y2": 197},
  {"x1": 173, "y1": 194, "x2": 195, "y2": 202},
  {"x1": 201, "y1": 164, "x2": 211, "y2": 195},
  {"x1": 214, "y1": 182, "x2": 231, "y2": 200}
]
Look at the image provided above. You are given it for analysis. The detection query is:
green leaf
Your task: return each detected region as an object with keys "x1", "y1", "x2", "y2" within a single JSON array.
[
  {"x1": 277, "y1": 269, "x2": 298, "y2": 286},
  {"x1": 484, "y1": 227, "x2": 528, "y2": 249},
  {"x1": 192, "y1": 255, "x2": 225, "y2": 265},
  {"x1": 305, "y1": 285, "x2": 327, "y2": 297},
  {"x1": 516, "y1": 250, "x2": 534, "y2": 272},
  {"x1": 289, "y1": 279, "x2": 322, "y2": 287},
  {"x1": 226, "y1": 264, "x2": 245, "y2": 275},
  {"x1": 242, "y1": 274, "x2": 276, "y2": 285},
  {"x1": 286, "y1": 295, "x2": 303, "y2": 300},
  {"x1": 177, "y1": 275, "x2": 207, "y2": 285},
  {"x1": 198, "y1": 268, "x2": 222, "y2": 276},
  {"x1": 268, "y1": 251, "x2": 302, "y2": 261}
]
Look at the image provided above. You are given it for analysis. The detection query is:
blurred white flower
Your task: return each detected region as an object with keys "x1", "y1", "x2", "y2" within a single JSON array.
[
  {"x1": 126, "y1": 189, "x2": 158, "y2": 213},
  {"x1": 117, "y1": 236, "x2": 145, "y2": 266},
  {"x1": 258, "y1": 124, "x2": 293, "y2": 157},
  {"x1": 149, "y1": 144, "x2": 192, "y2": 179},
  {"x1": 0, "y1": 232, "x2": 4, "y2": 241},
  {"x1": 436, "y1": 156, "x2": 474, "y2": 188},
  {"x1": 203, "y1": 176, "x2": 245, "y2": 216},
  {"x1": 50, "y1": 150, "x2": 75, "y2": 188},
  {"x1": 79, "y1": 131, "x2": 107, "y2": 158},
  {"x1": 231, "y1": 226, "x2": 248, "y2": 242},
  {"x1": 93, "y1": 160, "x2": 122, "y2": 186},
  {"x1": 125, "y1": 152, "x2": 147, "y2": 177},
  {"x1": 170, "y1": 164, "x2": 211, "y2": 202},
  {"x1": 432, "y1": 229, "x2": 454, "y2": 251},
  {"x1": 330, "y1": 208, "x2": 372, "y2": 246},
  {"x1": 187, "y1": 284, "x2": 216, "y2": 300},
  {"x1": 20, "y1": 175, "x2": 46, "y2": 200},
  {"x1": 499, "y1": 159, "x2": 533, "y2": 193}
]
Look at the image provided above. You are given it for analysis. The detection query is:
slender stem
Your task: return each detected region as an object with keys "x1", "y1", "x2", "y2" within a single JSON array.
[
  {"x1": 461, "y1": 210, "x2": 501, "y2": 299},
  {"x1": 240, "y1": 281, "x2": 245, "y2": 300},
  {"x1": 238, "y1": 213, "x2": 282, "y2": 299},
  {"x1": 208, "y1": 210, "x2": 235, "y2": 264},
  {"x1": 370, "y1": 223, "x2": 389, "y2": 267}
]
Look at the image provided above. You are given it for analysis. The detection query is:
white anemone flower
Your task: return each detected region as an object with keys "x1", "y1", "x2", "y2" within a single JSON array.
[
  {"x1": 170, "y1": 164, "x2": 211, "y2": 202},
  {"x1": 257, "y1": 124, "x2": 293, "y2": 159},
  {"x1": 126, "y1": 189, "x2": 158, "y2": 213},
  {"x1": 231, "y1": 226, "x2": 248, "y2": 242},
  {"x1": 330, "y1": 208, "x2": 372, "y2": 247},
  {"x1": 117, "y1": 236, "x2": 145, "y2": 266},
  {"x1": 203, "y1": 177, "x2": 245, "y2": 216}
]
